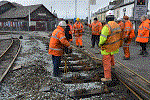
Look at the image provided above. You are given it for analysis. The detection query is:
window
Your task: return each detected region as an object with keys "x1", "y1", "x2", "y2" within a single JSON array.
[{"x1": 137, "y1": 0, "x2": 145, "y2": 5}]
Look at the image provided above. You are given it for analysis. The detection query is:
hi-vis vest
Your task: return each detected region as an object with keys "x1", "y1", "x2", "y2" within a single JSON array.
[
  {"x1": 102, "y1": 21, "x2": 122, "y2": 52},
  {"x1": 73, "y1": 22, "x2": 83, "y2": 34},
  {"x1": 90, "y1": 21, "x2": 102, "y2": 35}
]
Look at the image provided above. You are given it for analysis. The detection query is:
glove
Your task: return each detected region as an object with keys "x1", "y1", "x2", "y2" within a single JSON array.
[
  {"x1": 68, "y1": 49, "x2": 72, "y2": 54},
  {"x1": 124, "y1": 38, "x2": 128, "y2": 43},
  {"x1": 85, "y1": 23, "x2": 88, "y2": 25},
  {"x1": 98, "y1": 44, "x2": 102, "y2": 48}
]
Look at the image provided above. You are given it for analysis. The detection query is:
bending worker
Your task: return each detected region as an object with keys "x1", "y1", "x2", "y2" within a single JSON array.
[
  {"x1": 73, "y1": 18, "x2": 84, "y2": 48},
  {"x1": 122, "y1": 16, "x2": 135, "y2": 60},
  {"x1": 85, "y1": 17, "x2": 102, "y2": 48},
  {"x1": 136, "y1": 15, "x2": 149, "y2": 57},
  {"x1": 49, "y1": 21, "x2": 72, "y2": 77},
  {"x1": 98, "y1": 11, "x2": 122, "y2": 82}
]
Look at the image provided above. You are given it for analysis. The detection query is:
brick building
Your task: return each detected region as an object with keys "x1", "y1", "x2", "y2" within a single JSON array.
[{"x1": 0, "y1": 1, "x2": 57, "y2": 31}]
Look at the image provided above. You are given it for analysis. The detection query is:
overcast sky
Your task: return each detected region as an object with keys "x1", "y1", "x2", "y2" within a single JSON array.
[
  {"x1": 7, "y1": 0, "x2": 111, "y2": 19},
  {"x1": 6, "y1": 0, "x2": 150, "y2": 19}
]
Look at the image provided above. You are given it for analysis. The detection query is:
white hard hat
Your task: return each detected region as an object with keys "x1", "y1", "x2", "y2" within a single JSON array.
[
  {"x1": 58, "y1": 21, "x2": 67, "y2": 27},
  {"x1": 106, "y1": 10, "x2": 114, "y2": 16}
]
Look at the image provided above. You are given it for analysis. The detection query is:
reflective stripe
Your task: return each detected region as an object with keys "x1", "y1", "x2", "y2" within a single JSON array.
[
  {"x1": 101, "y1": 34, "x2": 107, "y2": 38},
  {"x1": 140, "y1": 33, "x2": 143, "y2": 36},
  {"x1": 112, "y1": 27, "x2": 120, "y2": 32},
  {"x1": 126, "y1": 35, "x2": 129, "y2": 37},
  {"x1": 107, "y1": 24, "x2": 113, "y2": 33},
  {"x1": 123, "y1": 46, "x2": 129, "y2": 47},
  {"x1": 59, "y1": 36, "x2": 66, "y2": 40},
  {"x1": 106, "y1": 24, "x2": 121, "y2": 38},
  {"x1": 51, "y1": 30, "x2": 61, "y2": 40},
  {"x1": 103, "y1": 38, "x2": 122, "y2": 45},
  {"x1": 68, "y1": 45, "x2": 72, "y2": 48},
  {"x1": 125, "y1": 27, "x2": 131, "y2": 29},
  {"x1": 143, "y1": 26, "x2": 149, "y2": 30},
  {"x1": 49, "y1": 47, "x2": 62, "y2": 50},
  {"x1": 55, "y1": 30, "x2": 61, "y2": 37},
  {"x1": 51, "y1": 35, "x2": 59, "y2": 39},
  {"x1": 139, "y1": 28, "x2": 143, "y2": 30},
  {"x1": 137, "y1": 36, "x2": 149, "y2": 38}
]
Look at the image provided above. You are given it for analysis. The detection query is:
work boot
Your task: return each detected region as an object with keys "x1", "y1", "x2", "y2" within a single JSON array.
[
  {"x1": 101, "y1": 78, "x2": 112, "y2": 82},
  {"x1": 77, "y1": 45, "x2": 79, "y2": 47},
  {"x1": 80, "y1": 46, "x2": 82, "y2": 48},
  {"x1": 123, "y1": 57, "x2": 130, "y2": 60},
  {"x1": 145, "y1": 51, "x2": 149, "y2": 55},
  {"x1": 138, "y1": 51, "x2": 144, "y2": 55},
  {"x1": 91, "y1": 46, "x2": 94, "y2": 48},
  {"x1": 143, "y1": 51, "x2": 148, "y2": 57}
]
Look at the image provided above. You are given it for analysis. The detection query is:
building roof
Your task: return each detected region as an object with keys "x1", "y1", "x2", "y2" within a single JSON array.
[
  {"x1": 0, "y1": 4, "x2": 42, "y2": 18},
  {"x1": 0, "y1": 1, "x2": 9, "y2": 7},
  {"x1": 0, "y1": 4, "x2": 57, "y2": 19}
]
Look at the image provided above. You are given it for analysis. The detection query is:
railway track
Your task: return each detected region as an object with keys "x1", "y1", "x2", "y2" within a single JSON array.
[
  {"x1": 0, "y1": 32, "x2": 149, "y2": 99},
  {"x1": 82, "y1": 33, "x2": 150, "y2": 99},
  {"x1": 53, "y1": 45, "x2": 140, "y2": 99},
  {"x1": 0, "y1": 38, "x2": 21, "y2": 83}
]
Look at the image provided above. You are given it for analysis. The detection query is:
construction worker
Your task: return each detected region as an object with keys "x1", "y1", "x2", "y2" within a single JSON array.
[
  {"x1": 64, "y1": 20, "x2": 73, "y2": 54},
  {"x1": 122, "y1": 16, "x2": 135, "y2": 60},
  {"x1": 117, "y1": 18, "x2": 124, "y2": 47},
  {"x1": 73, "y1": 18, "x2": 84, "y2": 48},
  {"x1": 85, "y1": 17, "x2": 102, "y2": 48},
  {"x1": 49, "y1": 21, "x2": 72, "y2": 77},
  {"x1": 66, "y1": 20, "x2": 73, "y2": 42},
  {"x1": 98, "y1": 10, "x2": 122, "y2": 82},
  {"x1": 136, "y1": 15, "x2": 149, "y2": 57}
]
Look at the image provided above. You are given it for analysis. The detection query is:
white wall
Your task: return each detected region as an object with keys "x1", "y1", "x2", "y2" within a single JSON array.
[{"x1": 117, "y1": 3, "x2": 134, "y2": 19}]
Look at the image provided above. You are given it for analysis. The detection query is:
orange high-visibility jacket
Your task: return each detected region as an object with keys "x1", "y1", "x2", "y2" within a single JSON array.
[
  {"x1": 124, "y1": 20, "x2": 135, "y2": 39},
  {"x1": 73, "y1": 22, "x2": 84, "y2": 35},
  {"x1": 88, "y1": 21, "x2": 102, "y2": 35},
  {"x1": 102, "y1": 21, "x2": 122, "y2": 52},
  {"x1": 49, "y1": 26, "x2": 71, "y2": 56},
  {"x1": 118, "y1": 21, "x2": 124, "y2": 31},
  {"x1": 136, "y1": 20, "x2": 149, "y2": 43}
]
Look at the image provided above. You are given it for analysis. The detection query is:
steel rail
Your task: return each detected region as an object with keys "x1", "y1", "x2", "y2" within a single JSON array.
[
  {"x1": 73, "y1": 38, "x2": 147, "y2": 99},
  {"x1": 0, "y1": 38, "x2": 21, "y2": 83},
  {"x1": 0, "y1": 39, "x2": 13, "y2": 58}
]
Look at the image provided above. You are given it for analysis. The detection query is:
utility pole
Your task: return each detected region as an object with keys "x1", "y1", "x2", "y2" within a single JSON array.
[
  {"x1": 51, "y1": 6, "x2": 52, "y2": 13},
  {"x1": 75, "y1": 0, "x2": 77, "y2": 18},
  {"x1": 88, "y1": 0, "x2": 90, "y2": 24}
]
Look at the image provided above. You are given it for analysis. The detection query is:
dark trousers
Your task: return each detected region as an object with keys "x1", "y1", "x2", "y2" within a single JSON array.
[
  {"x1": 140, "y1": 43, "x2": 147, "y2": 52},
  {"x1": 52, "y1": 55, "x2": 61, "y2": 77},
  {"x1": 91, "y1": 35, "x2": 100, "y2": 47}
]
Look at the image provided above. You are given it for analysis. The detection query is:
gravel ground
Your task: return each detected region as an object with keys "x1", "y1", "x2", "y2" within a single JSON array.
[
  {"x1": 0, "y1": 32, "x2": 138, "y2": 100},
  {"x1": 0, "y1": 39, "x2": 12, "y2": 56}
]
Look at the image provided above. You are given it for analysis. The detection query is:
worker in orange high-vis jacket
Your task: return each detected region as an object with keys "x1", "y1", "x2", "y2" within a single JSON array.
[
  {"x1": 117, "y1": 18, "x2": 124, "y2": 47},
  {"x1": 136, "y1": 15, "x2": 149, "y2": 57},
  {"x1": 98, "y1": 11, "x2": 122, "y2": 82},
  {"x1": 122, "y1": 16, "x2": 135, "y2": 60},
  {"x1": 73, "y1": 18, "x2": 84, "y2": 48},
  {"x1": 49, "y1": 21, "x2": 72, "y2": 77},
  {"x1": 85, "y1": 17, "x2": 102, "y2": 48}
]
